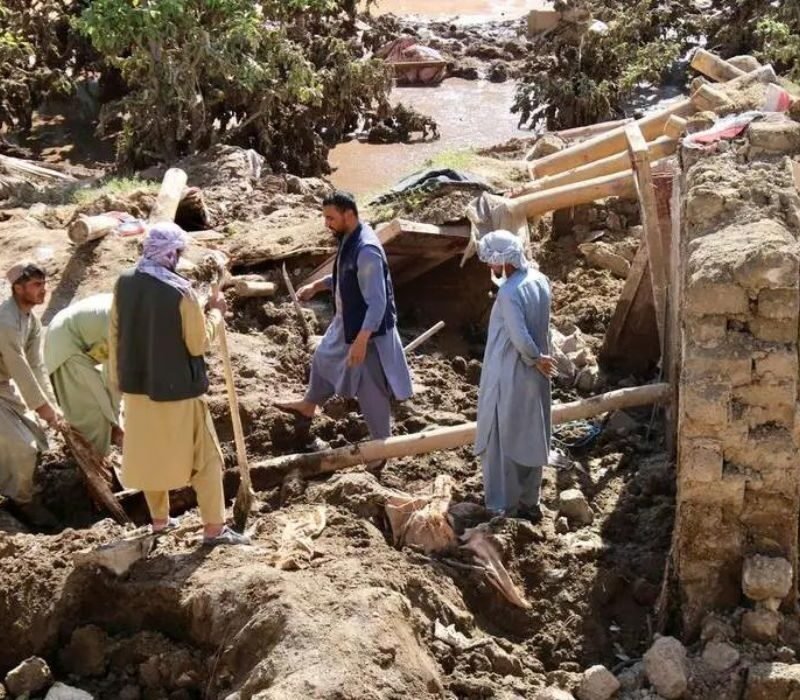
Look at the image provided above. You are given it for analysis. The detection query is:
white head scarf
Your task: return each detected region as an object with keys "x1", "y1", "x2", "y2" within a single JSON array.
[{"x1": 477, "y1": 230, "x2": 530, "y2": 269}]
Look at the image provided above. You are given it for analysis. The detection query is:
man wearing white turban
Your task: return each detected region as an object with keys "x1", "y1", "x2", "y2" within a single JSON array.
[{"x1": 475, "y1": 230, "x2": 555, "y2": 520}]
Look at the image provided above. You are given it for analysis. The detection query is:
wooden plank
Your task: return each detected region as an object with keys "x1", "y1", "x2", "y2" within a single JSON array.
[
  {"x1": 690, "y1": 48, "x2": 745, "y2": 82},
  {"x1": 666, "y1": 170, "x2": 683, "y2": 457},
  {"x1": 625, "y1": 124, "x2": 668, "y2": 355},
  {"x1": 394, "y1": 251, "x2": 455, "y2": 286},
  {"x1": 601, "y1": 243, "x2": 649, "y2": 354}
]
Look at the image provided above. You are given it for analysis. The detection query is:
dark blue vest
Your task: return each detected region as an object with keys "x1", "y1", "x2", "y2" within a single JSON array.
[{"x1": 332, "y1": 223, "x2": 397, "y2": 344}]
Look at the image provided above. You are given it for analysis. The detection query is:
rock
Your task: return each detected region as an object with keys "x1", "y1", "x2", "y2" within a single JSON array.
[
  {"x1": 702, "y1": 641, "x2": 740, "y2": 672},
  {"x1": 452, "y1": 356, "x2": 468, "y2": 375},
  {"x1": 617, "y1": 662, "x2": 645, "y2": 692},
  {"x1": 530, "y1": 134, "x2": 566, "y2": 160},
  {"x1": 61, "y1": 625, "x2": 109, "y2": 677},
  {"x1": 606, "y1": 410, "x2": 639, "y2": 436},
  {"x1": 466, "y1": 360, "x2": 482, "y2": 385},
  {"x1": 555, "y1": 516, "x2": 570, "y2": 534},
  {"x1": 487, "y1": 61, "x2": 510, "y2": 83},
  {"x1": 742, "y1": 609, "x2": 782, "y2": 643},
  {"x1": 449, "y1": 57, "x2": 481, "y2": 80},
  {"x1": 745, "y1": 662, "x2": 800, "y2": 699},
  {"x1": 632, "y1": 577, "x2": 659, "y2": 607},
  {"x1": 558, "y1": 489, "x2": 593, "y2": 525},
  {"x1": 742, "y1": 555, "x2": 793, "y2": 602},
  {"x1": 486, "y1": 644, "x2": 523, "y2": 676},
  {"x1": 119, "y1": 687, "x2": 141, "y2": 700},
  {"x1": 45, "y1": 683, "x2": 94, "y2": 699},
  {"x1": 777, "y1": 647, "x2": 797, "y2": 663},
  {"x1": 5, "y1": 657, "x2": 53, "y2": 697},
  {"x1": 576, "y1": 365, "x2": 600, "y2": 393},
  {"x1": 728, "y1": 55, "x2": 762, "y2": 72},
  {"x1": 701, "y1": 614, "x2": 736, "y2": 642},
  {"x1": 643, "y1": 636, "x2": 688, "y2": 699},
  {"x1": 577, "y1": 665, "x2": 620, "y2": 700},
  {"x1": 748, "y1": 118, "x2": 800, "y2": 155},
  {"x1": 534, "y1": 688, "x2": 576, "y2": 700},
  {"x1": 579, "y1": 242, "x2": 631, "y2": 279}
]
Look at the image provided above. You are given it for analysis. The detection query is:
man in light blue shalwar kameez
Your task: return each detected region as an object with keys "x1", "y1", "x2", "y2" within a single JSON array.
[
  {"x1": 276, "y1": 192, "x2": 413, "y2": 458},
  {"x1": 475, "y1": 230, "x2": 556, "y2": 521}
]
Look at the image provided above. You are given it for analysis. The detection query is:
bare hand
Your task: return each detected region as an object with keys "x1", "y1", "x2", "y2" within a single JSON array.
[
  {"x1": 297, "y1": 283, "x2": 317, "y2": 302},
  {"x1": 37, "y1": 403, "x2": 64, "y2": 429},
  {"x1": 207, "y1": 292, "x2": 228, "y2": 315},
  {"x1": 535, "y1": 355, "x2": 558, "y2": 378},
  {"x1": 348, "y1": 333, "x2": 370, "y2": 368},
  {"x1": 111, "y1": 425, "x2": 125, "y2": 448}
]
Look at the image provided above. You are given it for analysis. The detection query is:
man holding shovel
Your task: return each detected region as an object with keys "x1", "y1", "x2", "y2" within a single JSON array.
[
  {"x1": 109, "y1": 223, "x2": 248, "y2": 545},
  {"x1": 475, "y1": 230, "x2": 556, "y2": 522},
  {"x1": 276, "y1": 192, "x2": 413, "y2": 458}
]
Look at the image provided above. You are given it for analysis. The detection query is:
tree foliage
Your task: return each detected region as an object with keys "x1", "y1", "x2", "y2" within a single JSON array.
[
  {"x1": 75, "y1": 0, "x2": 391, "y2": 174},
  {"x1": 513, "y1": 0, "x2": 700, "y2": 131}
]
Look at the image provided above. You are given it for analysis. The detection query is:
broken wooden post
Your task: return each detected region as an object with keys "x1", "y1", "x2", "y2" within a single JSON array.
[
  {"x1": 625, "y1": 124, "x2": 668, "y2": 354},
  {"x1": 282, "y1": 263, "x2": 311, "y2": 343},
  {"x1": 519, "y1": 136, "x2": 676, "y2": 195},
  {"x1": 690, "y1": 48, "x2": 746, "y2": 82},
  {"x1": 249, "y1": 383, "x2": 670, "y2": 483},
  {"x1": 148, "y1": 168, "x2": 188, "y2": 224},
  {"x1": 68, "y1": 214, "x2": 120, "y2": 245},
  {"x1": 508, "y1": 170, "x2": 637, "y2": 219},
  {"x1": 232, "y1": 278, "x2": 277, "y2": 298},
  {"x1": 404, "y1": 321, "x2": 445, "y2": 354},
  {"x1": 529, "y1": 100, "x2": 692, "y2": 179}
]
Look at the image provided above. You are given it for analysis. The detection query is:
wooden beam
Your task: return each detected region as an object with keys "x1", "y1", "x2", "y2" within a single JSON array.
[
  {"x1": 601, "y1": 243, "x2": 650, "y2": 356},
  {"x1": 625, "y1": 124, "x2": 668, "y2": 354},
  {"x1": 690, "y1": 48, "x2": 746, "y2": 82},
  {"x1": 663, "y1": 116, "x2": 687, "y2": 140}
]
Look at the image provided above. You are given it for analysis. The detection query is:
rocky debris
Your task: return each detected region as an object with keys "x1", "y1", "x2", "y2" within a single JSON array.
[
  {"x1": 742, "y1": 608, "x2": 782, "y2": 643},
  {"x1": 534, "y1": 687, "x2": 577, "y2": 700},
  {"x1": 529, "y1": 134, "x2": 566, "y2": 160},
  {"x1": 487, "y1": 60, "x2": 511, "y2": 83},
  {"x1": 60, "y1": 625, "x2": 108, "y2": 677},
  {"x1": 555, "y1": 516, "x2": 570, "y2": 534},
  {"x1": 558, "y1": 489, "x2": 593, "y2": 525},
  {"x1": 702, "y1": 641, "x2": 740, "y2": 672},
  {"x1": 701, "y1": 614, "x2": 736, "y2": 642},
  {"x1": 742, "y1": 555, "x2": 793, "y2": 602},
  {"x1": 617, "y1": 662, "x2": 645, "y2": 692},
  {"x1": 605, "y1": 410, "x2": 639, "y2": 436},
  {"x1": 728, "y1": 55, "x2": 762, "y2": 72},
  {"x1": 579, "y1": 242, "x2": 631, "y2": 279},
  {"x1": 4, "y1": 657, "x2": 53, "y2": 696},
  {"x1": 643, "y1": 636, "x2": 688, "y2": 699},
  {"x1": 745, "y1": 662, "x2": 800, "y2": 699},
  {"x1": 45, "y1": 683, "x2": 94, "y2": 699},
  {"x1": 449, "y1": 57, "x2": 481, "y2": 80},
  {"x1": 576, "y1": 665, "x2": 620, "y2": 700}
]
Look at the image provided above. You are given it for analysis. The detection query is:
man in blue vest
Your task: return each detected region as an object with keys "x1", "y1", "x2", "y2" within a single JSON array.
[{"x1": 276, "y1": 191, "x2": 413, "y2": 453}]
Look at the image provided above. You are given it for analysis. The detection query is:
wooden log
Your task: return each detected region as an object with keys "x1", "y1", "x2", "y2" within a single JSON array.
[
  {"x1": 663, "y1": 116, "x2": 688, "y2": 140},
  {"x1": 554, "y1": 118, "x2": 634, "y2": 141},
  {"x1": 248, "y1": 383, "x2": 671, "y2": 484},
  {"x1": 519, "y1": 136, "x2": 676, "y2": 195},
  {"x1": 282, "y1": 263, "x2": 311, "y2": 343},
  {"x1": 0, "y1": 154, "x2": 77, "y2": 182},
  {"x1": 148, "y1": 168, "x2": 188, "y2": 225},
  {"x1": 529, "y1": 100, "x2": 692, "y2": 179},
  {"x1": 691, "y1": 83, "x2": 736, "y2": 113},
  {"x1": 404, "y1": 321, "x2": 445, "y2": 353},
  {"x1": 508, "y1": 170, "x2": 637, "y2": 219},
  {"x1": 68, "y1": 214, "x2": 119, "y2": 245},
  {"x1": 690, "y1": 48, "x2": 745, "y2": 82},
  {"x1": 625, "y1": 124, "x2": 668, "y2": 354},
  {"x1": 232, "y1": 278, "x2": 277, "y2": 298}
]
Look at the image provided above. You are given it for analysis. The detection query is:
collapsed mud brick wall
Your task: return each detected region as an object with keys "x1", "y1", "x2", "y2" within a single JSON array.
[{"x1": 673, "y1": 117, "x2": 800, "y2": 633}]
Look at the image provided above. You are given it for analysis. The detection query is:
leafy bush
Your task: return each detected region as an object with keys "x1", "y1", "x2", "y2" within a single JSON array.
[{"x1": 76, "y1": 0, "x2": 391, "y2": 174}]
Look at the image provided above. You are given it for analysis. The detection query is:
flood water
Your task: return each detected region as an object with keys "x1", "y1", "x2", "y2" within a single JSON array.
[{"x1": 329, "y1": 79, "x2": 528, "y2": 196}]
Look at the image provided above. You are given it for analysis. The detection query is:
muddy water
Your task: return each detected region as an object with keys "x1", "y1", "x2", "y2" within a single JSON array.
[
  {"x1": 329, "y1": 79, "x2": 528, "y2": 196},
  {"x1": 366, "y1": 0, "x2": 534, "y2": 21}
]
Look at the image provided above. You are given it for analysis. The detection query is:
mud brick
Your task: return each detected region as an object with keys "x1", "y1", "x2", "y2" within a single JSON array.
[
  {"x1": 685, "y1": 283, "x2": 749, "y2": 316},
  {"x1": 683, "y1": 352, "x2": 751, "y2": 387},
  {"x1": 679, "y1": 472, "x2": 745, "y2": 513},
  {"x1": 741, "y1": 403, "x2": 795, "y2": 430},
  {"x1": 682, "y1": 439, "x2": 723, "y2": 483},
  {"x1": 755, "y1": 350, "x2": 798, "y2": 381},
  {"x1": 748, "y1": 119, "x2": 800, "y2": 154},
  {"x1": 681, "y1": 382, "x2": 729, "y2": 428},
  {"x1": 749, "y1": 318, "x2": 797, "y2": 343},
  {"x1": 724, "y1": 429, "x2": 795, "y2": 473},
  {"x1": 685, "y1": 316, "x2": 727, "y2": 348},
  {"x1": 758, "y1": 287, "x2": 800, "y2": 320},
  {"x1": 733, "y1": 381, "x2": 795, "y2": 411}
]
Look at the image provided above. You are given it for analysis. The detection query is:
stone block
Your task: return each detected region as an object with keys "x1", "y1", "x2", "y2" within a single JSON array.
[
  {"x1": 749, "y1": 318, "x2": 797, "y2": 343},
  {"x1": 748, "y1": 119, "x2": 800, "y2": 155},
  {"x1": 741, "y1": 403, "x2": 795, "y2": 430},
  {"x1": 724, "y1": 427, "x2": 795, "y2": 472},
  {"x1": 685, "y1": 316, "x2": 727, "y2": 348},
  {"x1": 683, "y1": 351, "x2": 752, "y2": 387},
  {"x1": 644, "y1": 636, "x2": 688, "y2": 699},
  {"x1": 682, "y1": 439, "x2": 723, "y2": 483},
  {"x1": 745, "y1": 663, "x2": 800, "y2": 700},
  {"x1": 732, "y1": 381, "x2": 796, "y2": 412},
  {"x1": 558, "y1": 489, "x2": 593, "y2": 525},
  {"x1": 682, "y1": 382, "x2": 729, "y2": 429},
  {"x1": 758, "y1": 287, "x2": 800, "y2": 320},
  {"x1": 702, "y1": 641, "x2": 740, "y2": 672},
  {"x1": 576, "y1": 665, "x2": 620, "y2": 700},
  {"x1": 679, "y1": 472, "x2": 745, "y2": 513},
  {"x1": 755, "y1": 350, "x2": 798, "y2": 382},
  {"x1": 742, "y1": 609, "x2": 782, "y2": 643},
  {"x1": 743, "y1": 555, "x2": 793, "y2": 602},
  {"x1": 684, "y1": 282, "x2": 749, "y2": 316}
]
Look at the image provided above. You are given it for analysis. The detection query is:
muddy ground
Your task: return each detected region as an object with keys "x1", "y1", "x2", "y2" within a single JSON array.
[{"x1": 0, "y1": 130, "x2": 676, "y2": 700}]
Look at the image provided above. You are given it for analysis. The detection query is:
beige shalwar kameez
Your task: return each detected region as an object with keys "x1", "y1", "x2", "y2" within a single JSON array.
[
  {"x1": 0, "y1": 297, "x2": 55, "y2": 502},
  {"x1": 109, "y1": 291, "x2": 226, "y2": 525}
]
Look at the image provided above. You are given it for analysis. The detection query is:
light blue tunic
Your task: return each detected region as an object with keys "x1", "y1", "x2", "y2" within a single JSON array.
[
  {"x1": 475, "y1": 267, "x2": 552, "y2": 511},
  {"x1": 305, "y1": 230, "x2": 413, "y2": 439}
]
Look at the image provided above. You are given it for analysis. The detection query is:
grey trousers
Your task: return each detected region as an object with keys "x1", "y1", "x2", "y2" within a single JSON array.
[
  {"x1": 305, "y1": 344, "x2": 392, "y2": 440},
  {"x1": 481, "y1": 412, "x2": 543, "y2": 514}
]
